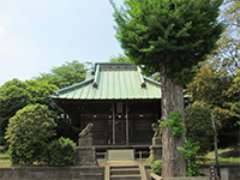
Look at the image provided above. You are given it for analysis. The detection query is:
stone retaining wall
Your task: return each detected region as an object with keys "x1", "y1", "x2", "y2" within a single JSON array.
[
  {"x1": 201, "y1": 164, "x2": 240, "y2": 180},
  {"x1": 148, "y1": 164, "x2": 240, "y2": 180},
  {"x1": 165, "y1": 177, "x2": 209, "y2": 180},
  {"x1": 0, "y1": 166, "x2": 104, "y2": 180}
]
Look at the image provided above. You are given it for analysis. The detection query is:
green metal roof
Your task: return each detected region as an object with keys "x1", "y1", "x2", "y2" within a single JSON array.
[{"x1": 51, "y1": 63, "x2": 161, "y2": 100}]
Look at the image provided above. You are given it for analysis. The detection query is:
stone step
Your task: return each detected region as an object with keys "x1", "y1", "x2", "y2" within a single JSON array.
[
  {"x1": 110, "y1": 165, "x2": 139, "y2": 169},
  {"x1": 108, "y1": 149, "x2": 135, "y2": 161},
  {"x1": 110, "y1": 168, "x2": 140, "y2": 175},
  {"x1": 110, "y1": 174, "x2": 141, "y2": 180}
]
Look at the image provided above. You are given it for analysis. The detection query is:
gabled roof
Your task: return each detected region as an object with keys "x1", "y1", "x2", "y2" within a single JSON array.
[{"x1": 51, "y1": 63, "x2": 161, "y2": 100}]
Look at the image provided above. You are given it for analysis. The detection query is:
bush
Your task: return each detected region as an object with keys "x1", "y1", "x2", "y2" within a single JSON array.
[
  {"x1": 177, "y1": 140, "x2": 201, "y2": 176},
  {"x1": 151, "y1": 160, "x2": 161, "y2": 175},
  {"x1": 185, "y1": 101, "x2": 213, "y2": 153},
  {"x1": 5, "y1": 104, "x2": 56, "y2": 165},
  {"x1": 47, "y1": 137, "x2": 76, "y2": 166}
]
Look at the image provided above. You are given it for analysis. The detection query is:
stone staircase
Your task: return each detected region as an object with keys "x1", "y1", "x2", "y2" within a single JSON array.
[
  {"x1": 104, "y1": 149, "x2": 148, "y2": 180},
  {"x1": 105, "y1": 164, "x2": 148, "y2": 180},
  {"x1": 110, "y1": 165, "x2": 141, "y2": 180}
]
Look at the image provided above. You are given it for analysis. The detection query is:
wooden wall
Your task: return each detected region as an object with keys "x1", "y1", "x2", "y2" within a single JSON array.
[{"x1": 58, "y1": 100, "x2": 161, "y2": 146}]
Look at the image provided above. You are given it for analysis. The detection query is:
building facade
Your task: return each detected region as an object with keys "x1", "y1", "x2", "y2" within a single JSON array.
[{"x1": 51, "y1": 63, "x2": 162, "y2": 155}]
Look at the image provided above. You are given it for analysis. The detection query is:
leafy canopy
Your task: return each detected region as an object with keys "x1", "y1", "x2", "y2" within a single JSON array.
[
  {"x1": 0, "y1": 61, "x2": 86, "y2": 145},
  {"x1": 37, "y1": 60, "x2": 86, "y2": 88},
  {"x1": 187, "y1": 64, "x2": 240, "y2": 147},
  {"x1": 0, "y1": 79, "x2": 57, "y2": 145},
  {"x1": 114, "y1": 0, "x2": 224, "y2": 83},
  {"x1": 0, "y1": 79, "x2": 31, "y2": 121},
  {"x1": 5, "y1": 104, "x2": 56, "y2": 165}
]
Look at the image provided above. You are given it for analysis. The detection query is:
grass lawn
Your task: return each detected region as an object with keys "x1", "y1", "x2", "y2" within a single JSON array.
[
  {"x1": 0, "y1": 151, "x2": 11, "y2": 168},
  {"x1": 200, "y1": 147, "x2": 240, "y2": 165}
]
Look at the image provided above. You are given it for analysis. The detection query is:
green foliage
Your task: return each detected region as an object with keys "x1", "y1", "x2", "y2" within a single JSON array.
[
  {"x1": 38, "y1": 60, "x2": 86, "y2": 89},
  {"x1": 0, "y1": 61, "x2": 86, "y2": 145},
  {"x1": 160, "y1": 111, "x2": 185, "y2": 137},
  {"x1": 185, "y1": 101, "x2": 213, "y2": 153},
  {"x1": 46, "y1": 137, "x2": 76, "y2": 166},
  {"x1": 5, "y1": 104, "x2": 56, "y2": 165},
  {"x1": 0, "y1": 79, "x2": 31, "y2": 122},
  {"x1": 228, "y1": 69, "x2": 240, "y2": 99},
  {"x1": 26, "y1": 80, "x2": 58, "y2": 105},
  {"x1": 209, "y1": 33, "x2": 240, "y2": 74},
  {"x1": 177, "y1": 140, "x2": 201, "y2": 176},
  {"x1": 0, "y1": 79, "x2": 58, "y2": 145},
  {"x1": 110, "y1": 55, "x2": 133, "y2": 64},
  {"x1": 151, "y1": 160, "x2": 162, "y2": 175},
  {"x1": 113, "y1": 0, "x2": 224, "y2": 83},
  {"x1": 0, "y1": 79, "x2": 31, "y2": 145},
  {"x1": 187, "y1": 64, "x2": 239, "y2": 147},
  {"x1": 188, "y1": 65, "x2": 231, "y2": 106},
  {"x1": 224, "y1": 0, "x2": 240, "y2": 30}
]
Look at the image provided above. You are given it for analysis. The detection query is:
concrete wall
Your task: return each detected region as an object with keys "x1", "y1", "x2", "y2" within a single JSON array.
[
  {"x1": 0, "y1": 166, "x2": 104, "y2": 180},
  {"x1": 164, "y1": 178, "x2": 209, "y2": 180},
  {"x1": 201, "y1": 165, "x2": 240, "y2": 180},
  {"x1": 148, "y1": 165, "x2": 240, "y2": 180}
]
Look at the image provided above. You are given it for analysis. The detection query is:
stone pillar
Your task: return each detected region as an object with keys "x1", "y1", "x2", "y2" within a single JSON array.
[
  {"x1": 76, "y1": 146, "x2": 97, "y2": 166},
  {"x1": 77, "y1": 123, "x2": 97, "y2": 166}
]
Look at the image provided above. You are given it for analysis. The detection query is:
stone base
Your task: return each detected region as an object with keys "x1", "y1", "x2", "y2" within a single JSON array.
[
  {"x1": 76, "y1": 146, "x2": 97, "y2": 166},
  {"x1": 152, "y1": 137, "x2": 161, "y2": 146},
  {"x1": 150, "y1": 145, "x2": 162, "y2": 160},
  {"x1": 78, "y1": 135, "x2": 93, "y2": 146}
]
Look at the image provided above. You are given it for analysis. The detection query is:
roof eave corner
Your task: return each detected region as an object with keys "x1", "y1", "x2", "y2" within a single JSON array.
[
  {"x1": 137, "y1": 66, "x2": 147, "y2": 88},
  {"x1": 93, "y1": 64, "x2": 100, "y2": 88}
]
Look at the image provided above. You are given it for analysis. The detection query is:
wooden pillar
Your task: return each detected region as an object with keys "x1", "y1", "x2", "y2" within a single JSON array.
[
  {"x1": 126, "y1": 104, "x2": 129, "y2": 145},
  {"x1": 112, "y1": 103, "x2": 116, "y2": 145}
]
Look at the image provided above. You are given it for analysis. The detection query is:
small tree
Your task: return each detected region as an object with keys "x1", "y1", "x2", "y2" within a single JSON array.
[
  {"x1": 47, "y1": 137, "x2": 76, "y2": 166},
  {"x1": 5, "y1": 104, "x2": 56, "y2": 165},
  {"x1": 0, "y1": 79, "x2": 31, "y2": 145},
  {"x1": 185, "y1": 101, "x2": 213, "y2": 153},
  {"x1": 113, "y1": 0, "x2": 223, "y2": 177}
]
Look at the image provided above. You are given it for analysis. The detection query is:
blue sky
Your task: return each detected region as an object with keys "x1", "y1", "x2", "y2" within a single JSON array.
[{"x1": 0, "y1": 0, "x2": 124, "y2": 85}]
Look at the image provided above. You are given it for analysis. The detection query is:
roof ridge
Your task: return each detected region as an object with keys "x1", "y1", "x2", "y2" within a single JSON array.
[
  {"x1": 52, "y1": 78, "x2": 94, "y2": 97},
  {"x1": 143, "y1": 76, "x2": 161, "y2": 86},
  {"x1": 137, "y1": 66, "x2": 146, "y2": 88}
]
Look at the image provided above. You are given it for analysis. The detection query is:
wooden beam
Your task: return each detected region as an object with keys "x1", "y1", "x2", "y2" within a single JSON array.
[
  {"x1": 112, "y1": 103, "x2": 116, "y2": 145},
  {"x1": 126, "y1": 104, "x2": 129, "y2": 145}
]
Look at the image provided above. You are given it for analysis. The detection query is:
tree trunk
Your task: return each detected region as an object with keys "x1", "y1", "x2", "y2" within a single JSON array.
[
  {"x1": 211, "y1": 112, "x2": 221, "y2": 180},
  {"x1": 160, "y1": 66, "x2": 186, "y2": 177}
]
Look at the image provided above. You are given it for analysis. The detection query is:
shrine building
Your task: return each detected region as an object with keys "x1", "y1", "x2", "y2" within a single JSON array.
[{"x1": 51, "y1": 63, "x2": 162, "y2": 158}]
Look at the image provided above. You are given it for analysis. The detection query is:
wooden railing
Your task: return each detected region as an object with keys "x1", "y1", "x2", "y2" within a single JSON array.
[{"x1": 151, "y1": 173, "x2": 163, "y2": 180}]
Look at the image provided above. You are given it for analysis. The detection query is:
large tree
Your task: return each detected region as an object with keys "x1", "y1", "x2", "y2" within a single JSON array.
[
  {"x1": 37, "y1": 60, "x2": 86, "y2": 89},
  {"x1": 0, "y1": 61, "x2": 86, "y2": 145},
  {"x1": 113, "y1": 0, "x2": 223, "y2": 176},
  {"x1": 0, "y1": 79, "x2": 57, "y2": 145}
]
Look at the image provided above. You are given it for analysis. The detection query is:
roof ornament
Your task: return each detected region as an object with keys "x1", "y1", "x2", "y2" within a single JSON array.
[
  {"x1": 93, "y1": 64, "x2": 100, "y2": 88},
  {"x1": 137, "y1": 66, "x2": 146, "y2": 88}
]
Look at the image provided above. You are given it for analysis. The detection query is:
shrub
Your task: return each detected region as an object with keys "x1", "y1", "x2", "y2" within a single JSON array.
[
  {"x1": 177, "y1": 140, "x2": 201, "y2": 176},
  {"x1": 5, "y1": 104, "x2": 56, "y2": 165},
  {"x1": 160, "y1": 111, "x2": 185, "y2": 137},
  {"x1": 151, "y1": 160, "x2": 162, "y2": 175},
  {"x1": 47, "y1": 137, "x2": 76, "y2": 166},
  {"x1": 185, "y1": 101, "x2": 213, "y2": 153}
]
